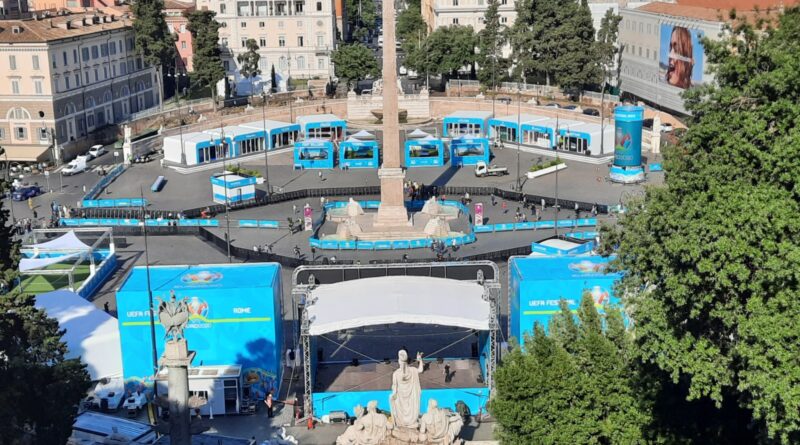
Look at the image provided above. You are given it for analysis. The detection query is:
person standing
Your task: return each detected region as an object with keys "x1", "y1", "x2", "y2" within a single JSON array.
[
  {"x1": 265, "y1": 392, "x2": 274, "y2": 418},
  {"x1": 27, "y1": 197, "x2": 33, "y2": 211}
]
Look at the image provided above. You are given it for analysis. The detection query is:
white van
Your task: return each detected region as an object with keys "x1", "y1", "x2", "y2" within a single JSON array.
[
  {"x1": 62, "y1": 156, "x2": 88, "y2": 176},
  {"x1": 378, "y1": 35, "x2": 384, "y2": 47}
]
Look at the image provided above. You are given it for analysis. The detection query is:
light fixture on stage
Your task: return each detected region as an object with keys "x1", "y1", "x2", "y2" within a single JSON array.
[{"x1": 351, "y1": 358, "x2": 359, "y2": 367}]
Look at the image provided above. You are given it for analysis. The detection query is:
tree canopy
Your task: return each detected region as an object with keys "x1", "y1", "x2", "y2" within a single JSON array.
[
  {"x1": 602, "y1": 7, "x2": 800, "y2": 443},
  {"x1": 405, "y1": 25, "x2": 478, "y2": 79},
  {"x1": 186, "y1": 10, "x2": 226, "y2": 100},
  {"x1": 132, "y1": 0, "x2": 176, "y2": 69},
  {"x1": 491, "y1": 295, "x2": 650, "y2": 444},
  {"x1": 477, "y1": 0, "x2": 508, "y2": 88},
  {"x1": 237, "y1": 38, "x2": 261, "y2": 95},
  {"x1": 331, "y1": 43, "x2": 379, "y2": 85}
]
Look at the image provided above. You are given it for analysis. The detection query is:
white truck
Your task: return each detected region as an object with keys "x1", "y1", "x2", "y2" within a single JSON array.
[
  {"x1": 122, "y1": 392, "x2": 148, "y2": 416},
  {"x1": 62, "y1": 156, "x2": 88, "y2": 176},
  {"x1": 475, "y1": 161, "x2": 509, "y2": 177}
]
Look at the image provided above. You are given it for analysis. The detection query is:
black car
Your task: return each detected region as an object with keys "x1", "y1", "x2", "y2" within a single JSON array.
[
  {"x1": 582, "y1": 108, "x2": 600, "y2": 116},
  {"x1": 12, "y1": 185, "x2": 42, "y2": 201},
  {"x1": 643, "y1": 118, "x2": 654, "y2": 129},
  {"x1": 563, "y1": 105, "x2": 579, "y2": 111},
  {"x1": 497, "y1": 97, "x2": 512, "y2": 105}
]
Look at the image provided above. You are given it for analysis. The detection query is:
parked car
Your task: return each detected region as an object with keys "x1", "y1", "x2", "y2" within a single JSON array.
[
  {"x1": 11, "y1": 185, "x2": 42, "y2": 201},
  {"x1": 122, "y1": 392, "x2": 148, "y2": 416},
  {"x1": 399, "y1": 66, "x2": 408, "y2": 75},
  {"x1": 661, "y1": 123, "x2": 674, "y2": 132},
  {"x1": 544, "y1": 103, "x2": 560, "y2": 108},
  {"x1": 563, "y1": 105, "x2": 579, "y2": 111},
  {"x1": 497, "y1": 97, "x2": 512, "y2": 105},
  {"x1": 582, "y1": 108, "x2": 600, "y2": 116},
  {"x1": 88, "y1": 144, "x2": 107, "y2": 159},
  {"x1": 407, "y1": 70, "x2": 419, "y2": 80}
]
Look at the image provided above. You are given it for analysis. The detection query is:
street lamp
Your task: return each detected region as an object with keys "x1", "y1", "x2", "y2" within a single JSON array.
[
  {"x1": 261, "y1": 91, "x2": 272, "y2": 195},
  {"x1": 214, "y1": 130, "x2": 232, "y2": 263},
  {"x1": 516, "y1": 79, "x2": 522, "y2": 192},
  {"x1": 167, "y1": 70, "x2": 188, "y2": 164}
]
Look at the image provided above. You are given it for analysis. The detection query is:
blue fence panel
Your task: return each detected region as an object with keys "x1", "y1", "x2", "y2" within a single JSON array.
[
  {"x1": 309, "y1": 238, "x2": 322, "y2": 248},
  {"x1": 320, "y1": 240, "x2": 340, "y2": 250},
  {"x1": 535, "y1": 221, "x2": 555, "y2": 229},
  {"x1": 119, "y1": 219, "x2": 140, "y2": 226},
  {"x1": 356, "y1": 241, "x2": 374, "y2": 250},
  {"x1": 392, "y1": 240, "x2": 411, "y2": 249},
  {"x1": 178, "y1": 219, "x2": 198, "y2": 226},
  {"x1": 410, "y1": 239, "x2": 432, "y2": 249},
  {"x1": 473, "y1": 225, "x2": 493, "y2": 233},
  {"x1": 361, "y1": 200, "x2": 381, "y2": 209},
  {"x1": 514, "y1": 222, "x2": 535, "y2": 231},
  {"x1": 198, "y1": 219, "x2": 220, "y2": 227},
  {"x1": 239, "y1": 220, "x2": 260, "y2": 228},
  {"x1": 494, "y1": 223, "x2": 515, "y2": 232},
  {"x1": 374, "y1": 241, "x2": 392, "y2": 250},
  {"x1": 557, "y1": 220, "x2": 576, "y2": 228},
  {"x1": 259, "y1": 220, "x2": 280, "y2": 229},
  {"x1": 339, "y1": 240, "x2": 357, "y2": 250}
]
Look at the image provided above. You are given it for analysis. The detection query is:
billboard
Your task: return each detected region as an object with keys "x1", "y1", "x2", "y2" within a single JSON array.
[
  {"x1": 509, "y1": 256, "x2": 622, "y2": 341},
  {"x1": 116, "y1": 264, "x2": 282, "y2": 399},
  {"x1": 659, "y1": 24, "x2": 705, "y2": 90},
  {"x1": 613, "y1": 106, "x2": 644, "y2": 167}
]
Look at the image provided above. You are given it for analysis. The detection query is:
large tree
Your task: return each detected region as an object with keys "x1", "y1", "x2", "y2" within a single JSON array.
[
  {"x1": 186, "y1": 10, "x2": 226, "y2": 108},
  {"x1": 132, "y1": 0, "x2": 176, "y2": 105},
  {"x1": 596, "y1": 8, "x2": 622, "y2": 88},
  {"x1": 331, "y1": 43, "x2": 379, "y2": 87},
  {"x1": 602, "y1": 8, "x2": 800, "y2": 443},
  {"x1": 552, "y1": 0, "x2": 601, "y2": 93},
  {"x1": 397, "y1": 6, "x2": 427, "y2": 43},
  {"x1": 237, "y1": 38, "x2": 262, "y2": 98},
  {"x1": 345, "y1": 0, "x2": 376, "y2": 42},
  {"x1": 0, "y1": 174, "x2": 91, "y2": 445},
  {"x1": 477, "y1": 0, "x2": 507, "y2": 89},
  {"x1": 490, "y1": 295, "x2": 650, "y2": 444},
  {"x1": 406, "y1": 25, "x2": 477, "y2": 80}
]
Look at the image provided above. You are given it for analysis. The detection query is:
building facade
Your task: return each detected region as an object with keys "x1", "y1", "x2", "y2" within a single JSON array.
[
  {"x1": 165, "y1": 0, "x2": 195, "y2": 72},
  {"x1": 0, "y1": 0, "x2": 29, "y2": 19},
  {"x1": 0, "y1": 11, "x2": 159, "y2": 162},
  {"x1": 195, "y1": 0, "x2": 337, "y2": 82}
]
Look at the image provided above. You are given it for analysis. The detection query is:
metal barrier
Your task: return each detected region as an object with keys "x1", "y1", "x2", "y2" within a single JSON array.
[
  {"x1": 81, "y1": 198, "x2": 148, "y2": 208},
  {"x1": 82, "y1": 164, "x2": 126, "y2": 200}
]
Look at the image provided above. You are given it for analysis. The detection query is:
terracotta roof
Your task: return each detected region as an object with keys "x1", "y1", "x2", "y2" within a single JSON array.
[
  {"x1": 675, "y1": 0, "x2": 798, "y2": 10},
  {"x1": 164, "y1": 0, "x2": 194, "y2": 10},
  {"x1": 0, "y1": 11, "x2": 132, "y2": 44},
  {"x1": 635, "y1": 1, "x2": 788, "y2": 22}
]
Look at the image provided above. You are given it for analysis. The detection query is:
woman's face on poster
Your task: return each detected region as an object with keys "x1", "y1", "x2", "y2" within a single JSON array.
[{"x1": 667, "y1": 27, "x2": 694, "y2": 89}]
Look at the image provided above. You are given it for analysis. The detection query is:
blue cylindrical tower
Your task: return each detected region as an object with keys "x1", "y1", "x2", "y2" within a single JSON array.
[{"x1": 613, "y1": 106, "x2": 644, "y2": 167}]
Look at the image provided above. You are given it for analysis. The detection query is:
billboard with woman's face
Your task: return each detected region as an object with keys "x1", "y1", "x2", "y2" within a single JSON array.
[{"x1": 659, "y1": 24, "x2": 704, "y2": 90}]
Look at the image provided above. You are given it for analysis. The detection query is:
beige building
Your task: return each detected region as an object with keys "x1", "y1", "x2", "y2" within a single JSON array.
[
  {"x1": 196, "y1": 0, "x2": 337, "y2": 84},
  {"x1": 0, "y1": 10, "x2": 159, "y2": 163}
]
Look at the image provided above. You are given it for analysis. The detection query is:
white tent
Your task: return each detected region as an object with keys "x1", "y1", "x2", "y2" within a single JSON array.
[
  {"x1": 306, "y1": 276, "x2": 489, "y2": 335},
  {"x1": 28, "y1": 230, "x2": 91, "y2": 251},
  {"x1": 35, "y1": 290, "x2": 123, "y2": 380},
  {"x1": 351, "y1": 130, "x2": 376, "y2": 140},
  {"x1": 407, "y1": 129, "x2": 430, "y2": 139},
  {"x1": 20, "y1": 252, "x2": 82, "y2": 272}
]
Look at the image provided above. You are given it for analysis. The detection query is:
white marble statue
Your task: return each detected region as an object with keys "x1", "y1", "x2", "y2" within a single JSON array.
[
  {"x1": 336, "y1": 401, "x2": 391, "y2": 445},
  {"x1": 420, "y1": 197, "x2": 441, "y2": 216},
  {"x1": 419, "y1": 399, "x2": 463, "y2": 445},
  {"x1": 346, "y1": 198, "x2": 366, "y2": 217},
  {"x1": 390, "y1": 350, "x2": 424, "y2": 428}
]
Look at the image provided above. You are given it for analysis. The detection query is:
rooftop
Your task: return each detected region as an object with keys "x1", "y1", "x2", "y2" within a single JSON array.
[
  {"x1": 510, "y1": 255, "x2": 621, "y2": 281},
  {"x1": 117, "y1": 263, "x2": 280, "y2": 293},
  {"x1": 0, "y1": 11, "x2": 131, "y2": 44},
  {"x1": 635, "y1": 1, "x2": 791, "y2": 22}
]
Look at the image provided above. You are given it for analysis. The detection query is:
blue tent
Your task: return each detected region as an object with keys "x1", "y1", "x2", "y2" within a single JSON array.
[
  {"x1": 404, "y1": 135, "x2": 445, "y2": 167},
  {"x1": 340, "y1": 138, "x2": 379, "y2": 168},
  {"x1": 450, "y1": 136, "x2": 490, "y2": 166},
  {"x1": 294, "y1": 139, "x2": 335, "y2": 169}
]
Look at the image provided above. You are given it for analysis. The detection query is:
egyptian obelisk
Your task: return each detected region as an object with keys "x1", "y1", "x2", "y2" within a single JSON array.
[{"x1": 373, "y1": 0, "x2": 410, "y2": 227}]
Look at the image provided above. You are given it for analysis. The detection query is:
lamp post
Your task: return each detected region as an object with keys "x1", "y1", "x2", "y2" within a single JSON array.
[
  {"x1": 214, "y1": 127, "x2": 232, "y2": 263},
  {"x1": 167, "y1": 70, "x2": 188, "y2": 164},
  {"x1": 516, "y1": 79, "x2": 522, "y2": 192},
  {"x1": 261, "y1": 91, "x2": 272, "y2": 194},
  {"x1": 139, "y1": 186, "x2": 159, "y2": 398}
]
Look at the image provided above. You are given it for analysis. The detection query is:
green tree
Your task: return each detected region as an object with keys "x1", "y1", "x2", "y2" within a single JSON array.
[
  {"x1": 236, "y1": 38, "x2": 261, "y2": 98},
  {"x1": 345, "y1": 0, "x2": 376, "y2": 42},
  {"x1": 0, "y1": 175, "x2": 91, "y2": 444},
  {"x1": 553, "y1": 0, "x2": 601, "y2": 93},
  {"x1": 491, "y1": 295, "x2": 650, "y2": 444},
  {"x1": 406, "y1": 26, "x2": 477, "y2": 80},
  {"x1": 477, "y1": 0, "x2": 508, "y2": 89},
  {"x1": 397, "y1": 6, "x2": 427, "y2": 43},
  {"x1": 601, "y1": 8, "x2": 800, "y2": 443},
  {"x1": 596, "y1": 8, "x2": 622, "y2": 86},
  {"x1": 331, "y1": 43, "x2": 379, "y2": 87},
  {"x1": 270, "y1": 64, "x2": 278, "y2": 93},
  {"x1": 186, "y1": 10, "x2": 226, "y2": 108},
  {"x1": 132, "y1": 0, "x2": 176, "y2": 105}
]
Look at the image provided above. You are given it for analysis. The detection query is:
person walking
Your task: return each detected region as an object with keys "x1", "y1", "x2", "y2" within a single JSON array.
[
  {"x1": 265, "y1": 392, "x2": 274, "y2": 418},
  {"x1": 103, "y1": 302, "x2": 110, "y2": 313},
  {"x1": 502, "y1": 201, "x2": 508, "y2": 214},
  {"x1": 27, "y1": 197, "x2": 33, "y2": 211}
]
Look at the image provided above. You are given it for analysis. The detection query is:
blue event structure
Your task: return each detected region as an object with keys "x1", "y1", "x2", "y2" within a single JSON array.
[
  {"x1": 115, "y1": 264, "x2": 283, "y2": 399},
  {"x1": 488, "y1": 114, "x2": 546, "y2": 143},
  {"x1": 442, "y1": 111, "x2": 493, "y2": 137},
  {"x1": 450, "y1": 136, "x2": 490, "y2": 166},
  {"x1": 508, "y1": 255, "x2": 621, "y2": 340},
  {"x1": 294, "y1": 139, "x2": 335, "y2": 169},
  {"x1": 339, "y1": 138, "x2": 380, "y2": 169},
  {"x1": 610, "y1": 106, "x2": 645, "y2": 183},
  {"x1": 404, "y1": 136, "x2": 446, "y2": 167},
  {"x1": 296, "y1": 114, "x2": 347, "y2": 141},
  {"x1": 210, "y1": 173, "x2": 257, "y2": 204}
]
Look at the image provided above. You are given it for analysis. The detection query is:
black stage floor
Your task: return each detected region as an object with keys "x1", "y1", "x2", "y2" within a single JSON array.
[{"x1": 314, "y1": 359, "x2": 484, "y2": 392}]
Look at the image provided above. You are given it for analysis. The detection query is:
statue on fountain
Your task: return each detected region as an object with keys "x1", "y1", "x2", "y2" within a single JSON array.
[
  {"x1": 391, "y1": 350, "x2": 424, "y2": 429},
  {"x1": 336, "y1": 401, "x2": 392, "y2": 445}
]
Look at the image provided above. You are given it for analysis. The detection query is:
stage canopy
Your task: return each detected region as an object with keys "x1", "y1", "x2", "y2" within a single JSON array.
[
  {"x1": 29, "y1": 230, "x2": 91, "y2": 251},
  {"x1": 20, "y1": 252, "x2": 82, "y2": 271},
  {"x1": 351, "y1": 130, "x2": 376, "y2": 140},
  {"x1": 35, "y1": 290, "x2": 123, "y2": 380},
  {"x1": 306, "y1": 276, "x2": 489, "y2": 335}
]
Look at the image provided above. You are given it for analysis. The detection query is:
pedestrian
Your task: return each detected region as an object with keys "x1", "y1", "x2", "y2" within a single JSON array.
[
  {"x1": 502, "y1": 201, "x2": 507, "y2": 214},
  {"x1": 27, "y1": 197, "x2": 33, "y2": 211},
  {"x1": 294, "y1": 245, "x2": 301, "y2": 257},
  {"x1": 82, "y1": 185, "x2": 86, "y2": 194},
  {"x1": 541, "y1": 198, "x2": 546, "y2": 210},
  {"x1": 293, "y1": 204, "x2": 297, "y2": 214},
  {"x1": 318, "y1": 171, "x2": 323, "y2": 181},
  {"x1": 265, "y1": 392, "x2": 274, "y2": 418},
  {"x1": 591, "y1": 203, "x2": 598, "y2": 217},
  {"x1": 32, "y1": 209, "x2": 37, "y2": 220},
  {"x1": 286, "y1": 348, "x2": 293, "y2": 368},
  {"x1": 103, "y1": 302, "x2": 109, "y2": 313},
  {"x1": 491, "y1": 193, "x2": 496, "y2": 206}
]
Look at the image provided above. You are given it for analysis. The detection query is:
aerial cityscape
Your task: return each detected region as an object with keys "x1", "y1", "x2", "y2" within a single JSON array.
[{"x1": 0, "y1": 0, "x2": 798, "y2": 443}]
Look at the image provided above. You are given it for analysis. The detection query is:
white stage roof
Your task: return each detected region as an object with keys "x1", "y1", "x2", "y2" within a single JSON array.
[
  {"x1": 306, "y1": 276, "x2": 489, "y2": 335},
  {"x1": 28, "y1": 230, "x2": 91, "y2": 251},
  {"x1": 36, "y1": 290, "x2": 123, "y2": 381}
]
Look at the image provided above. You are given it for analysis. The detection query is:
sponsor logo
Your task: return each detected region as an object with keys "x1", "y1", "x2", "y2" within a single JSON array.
[{"x1": 181, "y1": 270, "x2": 223, "y2": 285}]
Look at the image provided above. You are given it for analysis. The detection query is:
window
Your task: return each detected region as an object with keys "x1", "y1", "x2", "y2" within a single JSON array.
[
  {"x1": 259, "y1": 21, "x2": 265, "y2": 27},
  {"x1": 75, "y1": 73, "x2": 81, "y2": 86},
  {"x1": 11, "y1": 80, "x2": 20, "y2": 94},
  {"x1": 647, "y1": 24, "x2": 651, "y2": 34},
  {"x1": 318, "y1": 58, "x2": 324, "y2": 70},
  {"x1": 241, "y1": 21, "x2": 247, "y2": 27},
  {"x1": 73, "y1": 49, "x2": 78, "y2": 63},
  {"x1": 15, "y1": 127, "x2": 26, "y2": 140},
  {"x1": 501, "y1": 17, "x2": 507, "y2": 24},
  {"x1": 295, "y1": 2, "x2": 303, "y2": 13},
  {"x1": 91, "y1": 45, "x2": 99, "y2": 59},
  {"x1": 638, "y1": 46, "x2": 641, "y2": 57},
  {"x1": 32, "y1": 55, "x2": 39, "y2": 70},
  {"x1": 113, "y1": 65, "x2": 116, "y2": 76},
  {"x1": 82, "y1": 47, "x2": 90, "y2": 61},
  {"x1": 94, "y1": 69, "x2": 99, "y2": 81},
  {"x1": 34, "y1": 79, "x2": 43, "y2": 95},
  {"x1": 280, "y1": 56, "x2": 287, "y2": 70},
  {"x1": 298, "y1": 35, "x2": 304, "y2": 47},
  {"x1": 39, "y1": 127, "x2": 48, "y2": 141},
  {"x1": 120, "y1": 62, "x2": 127, "y2": 75},
  {"x1": 316, "y1": 1, "x2": 322, "y2": 10},
  {"x1": 9, "y1": 55, "x2": 16, "y2": 70},
  {"x1": 181, "y1": 41, "x2": 187, "y2": 49},
  {"x1": 501, "y1": 0, "x2": 507, "y2": 4},
  {"x1": 260, "y1": 37, "x2": 267, "y2": 46},
  {"x1": 452, "y1": 0, "x2": 458, "y2": 5},
  {"x1": 136, "y1": 58, "x2": 142, "y2": 70},
  {"x1": 241, "y1": 38, "x2": 248, "y2": 47},
  {"x1": 223, "y1": 60, "x2": 230, "y2": 70},
  {"x1": 110, "y1": 41, "x2": 116, "y2": 55},
  {"x1": 279, "y1": 21, "x2": 284, "y2": 28},
  {"x1": 317, "y1": 35, "x2": 324, "y2": 46},
  {"x1": 65, "y1": 76, "x2": 71, "y2": 89},
  {"x1": 63, "y1": 51, "x2": 68, "y2": 66},
  {"x1": 220, "y1": 3, "x2": 226, "y2": 13},
  {"x1": 452, "y1": 18, "x2": 459, "y2": 24},
  {"x1": 646, "y1": 48, "x2": 650, "y2": 59},
  {"x1": 101, "y1": 43, "x2": 108, "y2": 56},
  {"x1": 85, "y1": 71, "x2": 89, "y2": 84},
  {"x1": 180, "y1": 24, "x2": 186, "y2": 33},
  {"x1": 279, "y1": 35, "x2": 285, "y2": 47},
  {"x1": 52, "y1": 54, "x2": 57, "y2": 68},
  {"x1": 87, "y1": 114, "x2": 95, "y2": 127},
  {"x1": 0, "y1": 128, "x2": 4, "y2": 140},
  {"x1": 296, "y1": 56, "x2": 305, "y2": 69}
]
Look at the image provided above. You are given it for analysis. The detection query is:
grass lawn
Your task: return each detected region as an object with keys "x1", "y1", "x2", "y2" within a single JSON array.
[{"x1": 19, "y1": 263, "x2": 92, "y2": 295}]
